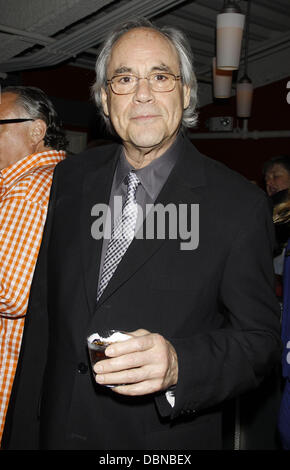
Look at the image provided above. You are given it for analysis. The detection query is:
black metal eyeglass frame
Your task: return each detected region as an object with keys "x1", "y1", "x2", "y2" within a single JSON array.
[{"x1": 0, "y1": 118, "x2": 35, "y2": 125}]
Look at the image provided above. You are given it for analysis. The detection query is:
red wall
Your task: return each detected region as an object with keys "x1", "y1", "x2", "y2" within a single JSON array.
[
  {"x1": 190, "y1": 76, "x2": 290, "y2": 186},
  {"x1": 22, "y1": 65, "x2": 95, "y2": 102}
]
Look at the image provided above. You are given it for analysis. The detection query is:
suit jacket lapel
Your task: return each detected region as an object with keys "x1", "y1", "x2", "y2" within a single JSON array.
[
  {"x1": 80, "y1": 147, "x2": 120, "y2": 315},
  {"x1": 96, "y1": 136, "x2": 207, "y2": 308}
]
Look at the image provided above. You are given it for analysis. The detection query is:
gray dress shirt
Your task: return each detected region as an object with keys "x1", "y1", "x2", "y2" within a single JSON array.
[{"x1": 98, "y1": 133, "x2": 181, "y2": 284}]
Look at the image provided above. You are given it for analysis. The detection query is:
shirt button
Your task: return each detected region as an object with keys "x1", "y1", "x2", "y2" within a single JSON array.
[{"x1": 77, "y1": 362, "x2": 88, "y2": 374}]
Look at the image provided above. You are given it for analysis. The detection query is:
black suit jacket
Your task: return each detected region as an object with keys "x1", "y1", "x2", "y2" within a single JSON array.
[{"x1": 3, "y1": 135, "x2": 281, "y2": 450}]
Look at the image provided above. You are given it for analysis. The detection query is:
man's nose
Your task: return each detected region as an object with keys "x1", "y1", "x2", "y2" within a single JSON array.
[{"x1": 133, "y1": 78, "x2": 154, "y2": 102}]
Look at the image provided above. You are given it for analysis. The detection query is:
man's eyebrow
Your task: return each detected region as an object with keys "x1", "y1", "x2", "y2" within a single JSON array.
[
  {"x1": 151, "y1": 64, "x2": 172, "y2": 73},
  {"x1": 113, "y1": 66, "x2": 133, "y2": 75},
  {"x1": 112, "y1": 64, "x2": 174, "y2": 75}
]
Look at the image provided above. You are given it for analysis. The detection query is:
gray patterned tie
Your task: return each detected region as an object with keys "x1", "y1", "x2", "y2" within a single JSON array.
[{"x1": 97, "y1": 171, "x2": 140, "y2": 301}]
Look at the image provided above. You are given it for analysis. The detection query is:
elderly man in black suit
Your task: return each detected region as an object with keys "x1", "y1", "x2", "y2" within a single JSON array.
[{"x1": 3, "y1": 18, "x2": 281, "y2": 450}]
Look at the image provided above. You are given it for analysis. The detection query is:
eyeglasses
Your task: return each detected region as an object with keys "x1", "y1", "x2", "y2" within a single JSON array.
[
  {"x1": 0, "y1": 118, "x2": 35, "y2": 125},
  {"x1": 107, "y1": 72, "x2": 181, "y2": 95}
]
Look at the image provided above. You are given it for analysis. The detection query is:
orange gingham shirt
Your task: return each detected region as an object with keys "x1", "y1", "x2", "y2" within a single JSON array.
[{"x1": 0, "y1": 149, "x2": 65, "y2": 442}]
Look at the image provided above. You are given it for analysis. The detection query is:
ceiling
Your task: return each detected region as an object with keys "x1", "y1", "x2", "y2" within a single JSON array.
[{"x1": 0, "y1": 0, "x2": 289, "y2": 107}]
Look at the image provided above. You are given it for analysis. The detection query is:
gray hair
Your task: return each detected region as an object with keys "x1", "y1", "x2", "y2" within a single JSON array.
[{"x1": 92, "y1": 17, "x2": 198, "y2": 133}]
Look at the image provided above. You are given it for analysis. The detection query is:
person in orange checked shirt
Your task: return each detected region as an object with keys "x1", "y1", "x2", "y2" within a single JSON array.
[{"x1": 0, "y1": 86, "x2": 67, "y2": 444}]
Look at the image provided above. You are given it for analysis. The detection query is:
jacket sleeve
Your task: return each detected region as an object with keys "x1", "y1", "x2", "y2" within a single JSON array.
[{"x1": 163, "y1": 195, "x2": 282, "y2": 419}]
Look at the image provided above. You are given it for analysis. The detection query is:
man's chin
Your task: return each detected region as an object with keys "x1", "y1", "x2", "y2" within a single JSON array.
[
  {"x1": 268, "y1": 189, "x2": 277, "y2": 196},
  {"x1": 128, "y1": 133, "x2": 167, "y2": 151}
]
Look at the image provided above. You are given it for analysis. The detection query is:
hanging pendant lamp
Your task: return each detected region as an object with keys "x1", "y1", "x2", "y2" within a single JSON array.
[
  {"x1": 236, "y1": 0, "x2": 253, "y2": 118},
  {"x1": 216, "y1": 1, "x2": 245, "y2": 70},
  {"x1": 212, "y1": 57, "x2": 233, "y2": 98},
  {"x1": 236, "y1": 75, "x2": 253, "y2": 117}
]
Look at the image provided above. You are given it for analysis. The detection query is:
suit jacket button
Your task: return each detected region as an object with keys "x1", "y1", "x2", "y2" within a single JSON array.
[{"x1": 78, "y1": 362, "x2": 88, "y2": 374}]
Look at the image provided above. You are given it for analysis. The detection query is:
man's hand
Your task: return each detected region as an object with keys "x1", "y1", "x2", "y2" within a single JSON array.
[{"x1": 94, "y1": 329, "x2": 178, "y2": 396}]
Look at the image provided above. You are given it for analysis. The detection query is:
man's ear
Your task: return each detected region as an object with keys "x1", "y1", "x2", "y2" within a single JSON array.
[
  {"x1": 30, "y1": 119, "x2": 47, "y2": 145},
  {"x1": 101, "y1": 87, "x2": 109, "y2": 117},
  {"x1": 183, "y1": 84, "x2": 191, "y2": 110}
]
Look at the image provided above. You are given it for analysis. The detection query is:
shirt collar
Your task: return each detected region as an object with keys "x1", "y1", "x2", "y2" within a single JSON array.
[
  {"x1": 0, "y1": 150, "x2": 66, "y2": 189},
  {"x1": 115, "y1": 133, "x2": 181, "y2": 200}
]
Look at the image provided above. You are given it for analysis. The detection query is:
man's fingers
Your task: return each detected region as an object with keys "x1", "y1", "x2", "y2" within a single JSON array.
[
  {"x1": 94, "y1": 350, "x2": 149, "y2": 374},
  {"x1": 93, "y1": 331, "x2": 178, "y2": 395},
  {"x1": 112, "y1": 379, "x2": 164, "y2": 396},
  {"x1": 95, "y1": 364, "x2": 152, "y2": 387},
  {"x1": 105, "y1": 332, "x2": 153, "y2": 357},
  {"x1": 129, "y1": 328, "x2": 150, "y2": 337}
]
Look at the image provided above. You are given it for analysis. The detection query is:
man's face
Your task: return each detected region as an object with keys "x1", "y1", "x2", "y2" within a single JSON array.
[
  {"x1": 265, "y1": 163, "x2": 290, "y2": 196},
  {"x1": 0, "y1": 92, "x2": 35, "y2": 170},
  {"x1": 101, "y1": 27, "x2": 190, "y2": 161}
]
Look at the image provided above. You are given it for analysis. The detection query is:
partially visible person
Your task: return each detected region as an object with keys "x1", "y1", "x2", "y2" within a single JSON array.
[
  {"x1": 270, "y1": 189, "x2": 290, "y2": 300},
  {"x1": 263, "y1": 155, "x2": 290, "y2": 197},
  {"x1": 0, "y1": 86, "x2": 66, "y2": 444},
  {"x1": 263, "y1": 156, "x2": 290, "y2": 298},
  {"x1": 275, "y1": 192, "x2": 290, "y2": 449}
]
